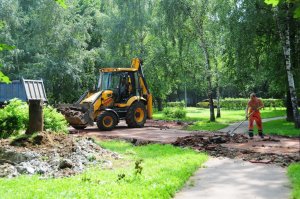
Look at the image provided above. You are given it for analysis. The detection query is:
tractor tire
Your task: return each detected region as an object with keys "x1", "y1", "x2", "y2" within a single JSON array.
[
  {"x1": 97, "y1": 111, "x2": 118, "y2": 131},
  {"x1": 71, "y1": 125, "x2": 87, "y2": 130},
  {"x1": 126, "y1": 101, "x2": 147, "y2": 128}
]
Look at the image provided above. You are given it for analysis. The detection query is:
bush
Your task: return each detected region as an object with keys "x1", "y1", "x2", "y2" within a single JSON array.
[
  {"x1": 44, "y1": 106, "x2": 68, "y2": 133},
  {"x1": 163, "y1": 107, "x2": 187, "y2": 119},
  {"x1": 173, "y1": 108, "x2": 187, "y2": 118},
  {"x1": 196, "y1": 99, "x2": 217, "y2": 108},
  {"x1": 220, "y1": 98, "x2": 248, "y2": 110},
  {"x1": 0, "y1": 99, "x2": 68, "y2": 139},
  {"x1": 0, "y1": 99, "x2": 29, "y2": 139},
  {"x1": 211, "y1": 98, "x2": 285, "y2": 110},
  {"x1": 162, "y1": 107, "x2": 173, "y2": 117},
  {"x1": 166, "y1": 101, "x2": 185, "y2": 108}
]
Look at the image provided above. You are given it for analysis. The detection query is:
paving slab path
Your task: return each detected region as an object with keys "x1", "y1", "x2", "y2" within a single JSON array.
[
  {"x1": 175, "y1": 157, "x2": 291, "y2": 199},
  {"x1": 218, "y1": 116, "x2": 286, "y2": 134},
  {"x1": 70, "y1": 120, "x2": 195, "y2": 144}
]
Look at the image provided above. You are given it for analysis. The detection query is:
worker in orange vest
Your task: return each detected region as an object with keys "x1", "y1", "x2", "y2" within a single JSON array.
[{"x1": 245, "y1": 93, "x2": 264, "y2": 139}]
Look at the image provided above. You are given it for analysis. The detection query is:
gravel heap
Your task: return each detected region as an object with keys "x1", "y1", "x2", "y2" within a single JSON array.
[{"x1": 0, "y1": 133, "x2": 120, "y2": 178}]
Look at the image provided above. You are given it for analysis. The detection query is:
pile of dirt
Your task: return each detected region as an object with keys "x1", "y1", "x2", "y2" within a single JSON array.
[
  {"x1": 57, "y1": 105, "x2": 89, "y2": 125},
  {"x1": 174, "y1": 132, "x2": 300, "y2": 167},
  {"x1": 0, "y1": 132, "x2": 120, "y2": 178},
  {"x1": 145, "y1": 119, "x2": 192, "y2": 129},
  {"x1": 58, "y1": 106, "x2": 84, "y2": 118}
]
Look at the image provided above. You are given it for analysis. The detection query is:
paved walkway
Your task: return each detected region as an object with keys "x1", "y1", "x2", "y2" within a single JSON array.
[
  {"x1": 175, "y1": 157, "x2": 291, "y2": 199},
  {"x1": 70, "y1": 121, "x2": 195, "y2": 144},
  {"x1": 218, "y1": 117, "x2": 286, "y2": 134},
  {"x1": 71, "y1": 117, "x2": 286, "y2": 143}
]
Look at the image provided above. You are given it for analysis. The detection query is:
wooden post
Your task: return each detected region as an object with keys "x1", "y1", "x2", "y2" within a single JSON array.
[{"x1": 27, "y1": 99, "x2": 43, "y2": 134}]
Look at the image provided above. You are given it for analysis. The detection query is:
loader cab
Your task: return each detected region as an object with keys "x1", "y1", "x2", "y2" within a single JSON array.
[{"x1": 98, "y1": 70, "x2": 140, "y2": 103}]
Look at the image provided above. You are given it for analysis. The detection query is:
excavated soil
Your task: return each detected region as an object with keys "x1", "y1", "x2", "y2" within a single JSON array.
[
  {"x1": 69, "y1": 119, "x2": 299, "y2": 167},
  {"x1": 0, "y1": 132, "x2": 120, "y2": 178},
  {"x1": 173, "y1": 132, "x2": 300, "y2": 167},
  {"x1": 145, "y1": 119, "x2": 192, "y2": 129}
]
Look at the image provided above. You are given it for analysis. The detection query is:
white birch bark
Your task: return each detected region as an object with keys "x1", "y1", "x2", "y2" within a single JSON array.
[{"x1": 274, "y1": 7, "x2": 300, "y2": 128}]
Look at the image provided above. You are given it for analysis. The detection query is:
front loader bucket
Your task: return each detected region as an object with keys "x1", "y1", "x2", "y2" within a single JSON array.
[{"x1": 58, "y1": 103, "x2": 94, "y2": 126}]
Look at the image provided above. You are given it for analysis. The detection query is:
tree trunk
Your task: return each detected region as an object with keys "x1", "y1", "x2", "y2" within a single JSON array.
[
  {"x1": 27, "y1": 100, "x2": 44, "y2": 134},
  {"x1": 157, "y1": 98, "x2": 163, "y2": 111},
  {"x1": 275, "y1": 6, "x2": 300, "y2": 128},
  {"x1": 216, "y1": 83, "x2": 221, "y2": 118},
  {"x1": 282, "y1": 16, "x2": 300, "y2": 128},
  {"x1": 214, "y1": 57, "x2": 221, "y2": 118},
  {"x1": 199, "y1": 39, "x2": 215, "y2": 122},
  {"x1": 286, "y1": 88, "x2": 294, "y2": 122},
  {"x1": 189, "y1": 0, "x2": 215, "y2": 121}
]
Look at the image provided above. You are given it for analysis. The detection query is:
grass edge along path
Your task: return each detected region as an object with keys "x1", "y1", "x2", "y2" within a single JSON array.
[
  {"x1": 288, "y1": 163, "x2": 300, "y2": 199},
  {"x1": 263, "y1": 119, "x2": 300, "y2": 137},
  {"x1": 0, "y1": 141, "x2": 208, "y2": 199},
  {"x1": 154, "y1": 107, "x2": 286, "y2": 132}
]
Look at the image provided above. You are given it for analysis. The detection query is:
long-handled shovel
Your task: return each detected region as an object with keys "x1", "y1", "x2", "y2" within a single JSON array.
[{"x1": 227, "y1": 107, "x2": 263, "y2": 136}]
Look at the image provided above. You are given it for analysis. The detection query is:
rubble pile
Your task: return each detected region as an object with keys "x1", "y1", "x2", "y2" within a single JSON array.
[
  {"x1": 174, "y1": 132, "x2": 300, "y2": 167},
  {"x1": 0, "y1": 133, "x2": 120, "y2": 178}
]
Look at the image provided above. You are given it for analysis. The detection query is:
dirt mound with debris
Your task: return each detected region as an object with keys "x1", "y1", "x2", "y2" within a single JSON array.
[
  {"x1": 57, "y1": 105, "x2": 90, "y2": 125},
  {"x1": 145, "y1": 119, "x2": 192, "y2": 129},
  {"x1": 174, "y1": 132, "x2": 300, "y2": 167},
  {"x1": 0, "y1": 132, "x2": 120, "y2": 178}
]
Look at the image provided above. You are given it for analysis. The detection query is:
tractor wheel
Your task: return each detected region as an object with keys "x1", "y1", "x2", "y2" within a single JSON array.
[
  {"x1": 126, "y1": 101, "x2": 147, "y2": 128},
  {"x1": 97, "y1": 111, "x2": 118, "y2": 131},
  {"x1": 71, "y1": 125, "x2": 87, "y2": 130}
]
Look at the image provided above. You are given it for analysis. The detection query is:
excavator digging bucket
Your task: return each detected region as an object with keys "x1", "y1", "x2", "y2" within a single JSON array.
[{"x1": 58, "y1": 103, "x2": 94, "y2": 126}]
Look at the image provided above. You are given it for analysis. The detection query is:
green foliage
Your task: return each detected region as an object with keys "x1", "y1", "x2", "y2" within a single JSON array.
[
  {"x1": 0, "y1": 141, "x2": 208, "y2": 198},
  {"x1": 0, "y1": 71, "x2": 11, "y2": 83},
  {"x1": 0, "y1": 99, "x2": 28, "y2": 138},
  {"x1": 0, "y1": 0, "x2": 299, "y2": 109},
  {"x1": 54, "y1": 0, "x2": 67, "y2": 8},
  {"x1": 155, "y1": 107, "x2": 285, "y2": 122},
  {"x1": 196, "y1": 100, "x2": 217, "y2": 108},
  {"x1": 0, "y1": 20, "x2": 13, "y2": 83},
  {"x1": 265, "y1": 0, "x2": 280, "y2": 6},
  {"x1": 0, "y1": 44, "x2": 15, "y2": 51},
  {"x1": 162, "y1": 107, "x2": 173, "y2": 118},
  {"x1": 0, "y1": 99, "x2": 68, "y2": 138},
  {"x1": 220, "y1": 98, "x2": 284, "y2": 110},
  {"x1": 166, "y1": 101, "x2": 185, "y2": 108},
  {"x1": 134, "y1": 159, "x2": 143, "y2": 176},
  {"x1": 155, "y1": 107, "x2": 286, "y2": 132},
  {"x1": 173, "y1": 108, "x2": 187, "y2": 119},
  {"x1": 163, "y1": 107, "x2": 187, "y2": 119},
  {"x1": 264, "y1": 0, "x2": 300, "y2": 18},
  {"x1": 295, "y1": 6, "x2": 300, "y2": 18},
  {"x1": 288, "y1": 163, "x2": 300, "y2": 199},
  {"x1": 43, "y1": 106, "x2": 68, "y2": 133}
]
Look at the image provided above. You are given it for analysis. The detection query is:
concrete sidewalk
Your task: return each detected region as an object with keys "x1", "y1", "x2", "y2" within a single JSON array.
[{"x1": 175, "y1": 157, "x2": 291, "y2": 199}]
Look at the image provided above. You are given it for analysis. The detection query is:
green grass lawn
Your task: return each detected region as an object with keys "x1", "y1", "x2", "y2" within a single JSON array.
[
  {"x1": 153, "y1": 107, "x2": 286, "y2": 131},
  {"x1": 288, "y1": 163, "x2": 300, "y2": 199},
  {"x1": 0, "y1": 141, "x2": 208, "y2": 199},
  {"x1": 263, "y1": 119, "x2": 300, "y2": 137}
]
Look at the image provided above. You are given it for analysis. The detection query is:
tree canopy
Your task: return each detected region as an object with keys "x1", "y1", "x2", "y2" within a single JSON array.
[{"x1": 0, "y1": 0, "x2": 299, "y2": 116}]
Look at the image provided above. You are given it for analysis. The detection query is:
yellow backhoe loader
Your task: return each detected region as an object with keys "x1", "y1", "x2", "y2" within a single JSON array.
[{"x1": 59, "y1": 58, "x2": 153, "y2": 131}]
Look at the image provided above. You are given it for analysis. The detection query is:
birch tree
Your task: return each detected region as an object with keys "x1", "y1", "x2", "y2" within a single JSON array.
[
  {"x1": 189, "y1": 0, "x2": 215, "y2": 121},
  {"x1": 275, "y1": 6, "x2": 300, "y2": 127}
]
